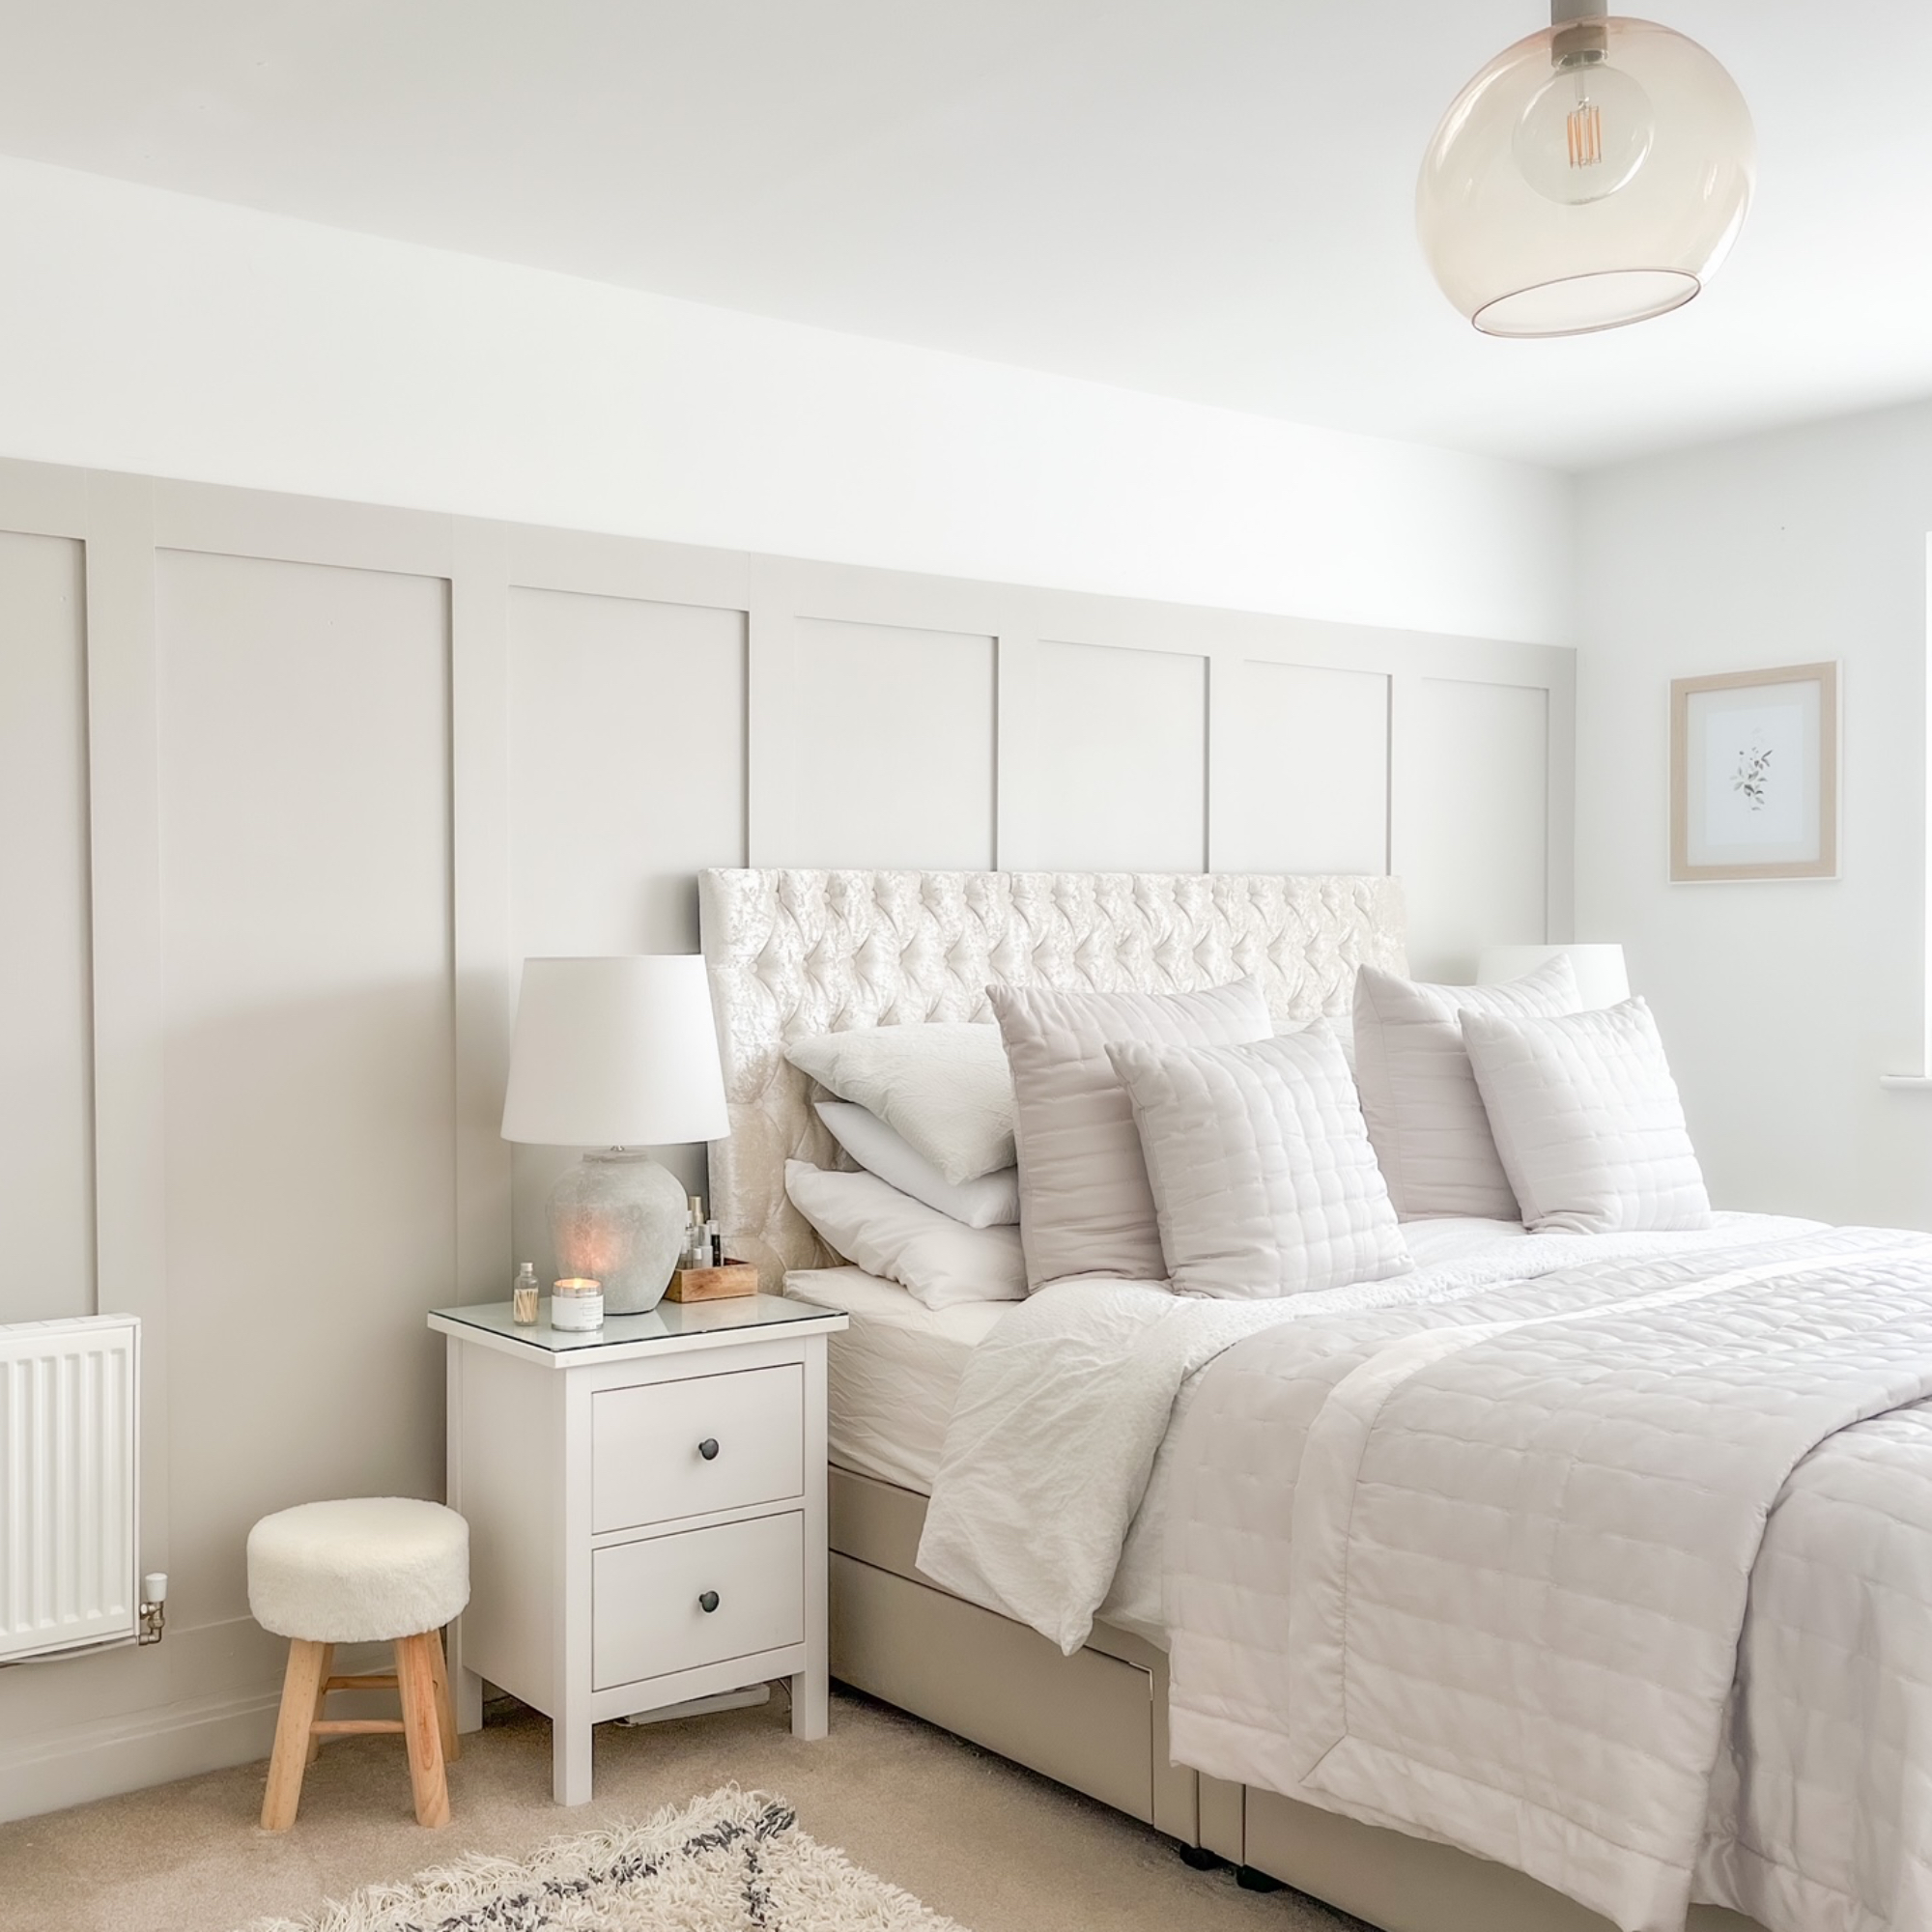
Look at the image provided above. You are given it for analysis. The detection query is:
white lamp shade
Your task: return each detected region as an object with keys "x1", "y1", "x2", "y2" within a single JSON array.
[
  {"x1": 1478, "y1": 943, "x2": 1631, "y2": 1011},
  {"x1": 501, "y1": 955, "x2": 730, "y2": 1147}
]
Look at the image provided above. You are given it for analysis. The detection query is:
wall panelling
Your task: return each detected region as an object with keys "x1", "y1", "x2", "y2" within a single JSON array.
[
  {"x1": 0, "y1": 531, "x2": 92, "y2": 1320},
  {"x1": 0, "y1": 454, "x2": 1572, "y2": 1819}
]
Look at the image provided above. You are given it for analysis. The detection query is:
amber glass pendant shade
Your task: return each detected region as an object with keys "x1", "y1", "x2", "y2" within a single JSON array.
[{"x1": 1417, "y1": 10, "x2": 1755, "y2": 337}]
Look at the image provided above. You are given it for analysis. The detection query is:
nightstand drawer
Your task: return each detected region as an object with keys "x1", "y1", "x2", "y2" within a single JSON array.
[
  {"x1": 592, "y1": 1513, "x2": 805, "y2": 1690},
  {"x1": 592, "y1": 1364, "x2": 804, "y2": 1533}
]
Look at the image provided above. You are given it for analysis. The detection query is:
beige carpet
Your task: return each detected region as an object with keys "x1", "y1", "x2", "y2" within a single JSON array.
[{"x1": 0, "y1": 1688, "x2": 1361, "y2": 1932}]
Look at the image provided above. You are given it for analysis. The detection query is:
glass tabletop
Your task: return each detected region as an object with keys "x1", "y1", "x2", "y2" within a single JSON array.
[{"x1": 430, "y1": 1293, "x2": 840, "y2": 1353}]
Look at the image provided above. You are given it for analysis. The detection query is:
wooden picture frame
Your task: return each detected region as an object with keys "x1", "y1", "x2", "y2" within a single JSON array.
[{"x1": 1669, "y1": 662, "x2": 1838, "y2": 882}]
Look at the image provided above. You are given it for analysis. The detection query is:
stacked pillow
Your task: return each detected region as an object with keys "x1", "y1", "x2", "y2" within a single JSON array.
[
  {"x1": 782, "y1": 1024, "x2": 1026, "y2": 1311},
  {"x1": 1353, "y1": 959, "x2": 1709, "y2": 1236},
  {"x1": 1460, "y1": 998, "x2": 1711, "y2": 1235},
  {"x1": 1108, "y1": 1023, "x2": 1408, "y2": 1300},
  {"x1": 987, "y1": 978, "x2": 1279, "y2": 1287},
  {"x1": 1351, "y1": 955, "x2": 1578, "y2": 1220},
  {"x1": 782, "y1": 961, "x2": 1712, "y2": 1310}
]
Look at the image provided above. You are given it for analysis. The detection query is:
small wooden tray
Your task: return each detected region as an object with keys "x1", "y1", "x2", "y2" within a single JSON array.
[{"x1": 664, "y1": 1260, "x2": 758, "y2": 1303}]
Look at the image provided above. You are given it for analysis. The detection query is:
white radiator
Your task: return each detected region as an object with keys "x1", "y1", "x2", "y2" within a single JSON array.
[{"x1": 0, "y1": 1316, "x2": 141, "y2": 1663}]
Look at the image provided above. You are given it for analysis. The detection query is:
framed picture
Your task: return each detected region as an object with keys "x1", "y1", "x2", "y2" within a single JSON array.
[{"x1": 1670, "y1": 661, "x2": 1838, "y2": 882}]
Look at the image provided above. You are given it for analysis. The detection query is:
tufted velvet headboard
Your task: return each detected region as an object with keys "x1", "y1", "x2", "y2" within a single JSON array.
[{"x1": 698, "y1": 868, "x2": 1406, "y2": 1285}]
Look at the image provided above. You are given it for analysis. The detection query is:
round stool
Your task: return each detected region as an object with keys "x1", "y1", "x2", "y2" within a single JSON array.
[{"x1": 247, "y1": 1497, "x2": 469, "y2": 1831}]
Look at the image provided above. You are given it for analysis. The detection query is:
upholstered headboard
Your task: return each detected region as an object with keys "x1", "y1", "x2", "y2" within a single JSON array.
[{"x1": 698, "y1": 868, "x2": 1406, "y2": 1285}]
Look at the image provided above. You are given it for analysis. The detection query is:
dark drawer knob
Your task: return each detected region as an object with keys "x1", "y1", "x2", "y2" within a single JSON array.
[
  {"x1": 698, "y1": 1437, "x2": 720, "y2": 1461},
  {"x1": 698, "y1": 1590, "x2": 720, "y2": 1614}
]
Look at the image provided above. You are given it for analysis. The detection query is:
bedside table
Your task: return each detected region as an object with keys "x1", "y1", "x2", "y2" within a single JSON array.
[{"x1": 429, "y1": 1293, "x2": 849, "y2": 1804}]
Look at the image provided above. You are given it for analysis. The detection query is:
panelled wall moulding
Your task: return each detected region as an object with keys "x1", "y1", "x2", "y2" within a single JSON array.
[{"x1": 0, "y1": 450, "x2": 1574, "y2": 1822}]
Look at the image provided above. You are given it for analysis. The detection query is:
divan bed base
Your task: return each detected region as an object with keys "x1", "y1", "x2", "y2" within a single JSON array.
[{"x1": 829, "y1": 1466, "x2": 1765, "y2": 1932}]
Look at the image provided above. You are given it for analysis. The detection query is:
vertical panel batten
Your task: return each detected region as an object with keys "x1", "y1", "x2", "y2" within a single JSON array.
[
  {"x1": 1204, "y1": 651, "x2": 1233, "y2": 874},
  {"x1": 81, "y1": 471, "x2": 168, "y2": 1583},
  {"x1": 451, "y1": 522, "x2": 515, "y2": 1303},
  {"x1": 1547, "y1": 648, "x2": 1578, "y2": 945}
]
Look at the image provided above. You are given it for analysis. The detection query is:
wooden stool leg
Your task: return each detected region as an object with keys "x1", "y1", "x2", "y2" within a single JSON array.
[
  {"x1": 305, "y1": 1643, "x2": 335, "y2": 1765},
  {"x1": 394, "y1": 1632, "x2": 450, "y2": 1828},
  {"x1": 427, "y1": 1627, "x2": 460, "y2": 1764},
  {"x1": 262, "y1": 1640, "x2": 328, "y2": 1832}
]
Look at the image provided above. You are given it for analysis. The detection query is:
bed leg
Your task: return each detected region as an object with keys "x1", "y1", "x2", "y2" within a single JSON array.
[
  {"x1": 1175, "y1": 1842, "x2": 1224, "y2": 1871},
  {"x1": 1236, "y1": 1864, "x2": 1286, "y2": 1893}
]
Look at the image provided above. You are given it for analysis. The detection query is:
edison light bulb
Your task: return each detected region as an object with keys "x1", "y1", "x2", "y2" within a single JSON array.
[{"x1": 1513, "y1": 58, "x2": 1654, "y2": 204}]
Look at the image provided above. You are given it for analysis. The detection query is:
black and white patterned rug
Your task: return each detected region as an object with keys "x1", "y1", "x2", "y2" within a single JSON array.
[{"x1": 246, "y1": 1786, "x2": 962, "y2": 1931}]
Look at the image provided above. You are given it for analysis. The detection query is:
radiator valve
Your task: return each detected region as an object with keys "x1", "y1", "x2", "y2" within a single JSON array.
[{"x1": 139, "y1": 1572, "x2": 168, "y2": 1646}]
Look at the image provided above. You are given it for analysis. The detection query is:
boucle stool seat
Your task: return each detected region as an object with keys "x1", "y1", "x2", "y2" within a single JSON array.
[{"x1": 247, "y1": 1497, "x2": 469, "y2": 1832}]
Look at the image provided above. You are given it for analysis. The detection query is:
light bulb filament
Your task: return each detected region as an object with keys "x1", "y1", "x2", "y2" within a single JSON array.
[{"x1": 1566, "y1": 98, "x2": 1604, "y2": 169}]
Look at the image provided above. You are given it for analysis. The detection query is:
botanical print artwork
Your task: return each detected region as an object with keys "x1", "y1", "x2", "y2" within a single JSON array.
[
  {"x1": 1671, "y1": 661, "x2": 1836, "y2": 882},
  {"x1": 1732, "y1": 732, "x2": 1772, "y2": 810},
  {"x1": 1701, "y1": 697, "x2": 1803, "y2": 848}
]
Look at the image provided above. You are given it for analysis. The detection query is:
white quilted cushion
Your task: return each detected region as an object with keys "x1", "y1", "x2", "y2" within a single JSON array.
[
  {"x1": 1352, "y1": 955, "x2": 1577, "y2": 1220},
  {"x1": 1461, "y1": 997, "x2": 1714, "y2": 1235},
  {"x1": 786, "y1": 1024, "x2": 1013, "y2": 1184},
  {"x1": 247, "y1": 1497, "x2": 469, "y2": 1644},
  {"x1": 990, "y1": 978, "x2": 1273, "y2": 1289},
  {"x1": 785, "y1": 1160, "x2": 1026, "y2": 1308},
  {"x1": 815, "y1": 1100, "x2": 1019, "y2": 1228},
  {"x1": 1108, "y1": 1025, "x2": 1410, "y2": 1300}
]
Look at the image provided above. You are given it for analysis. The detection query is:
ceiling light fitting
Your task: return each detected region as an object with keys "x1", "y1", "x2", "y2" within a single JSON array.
[{"x1": 1416, "y1": 0, "x2": 1754, "y2": 337}]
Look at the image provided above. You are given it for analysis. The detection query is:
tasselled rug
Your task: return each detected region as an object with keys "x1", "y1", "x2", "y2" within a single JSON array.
[{"x1": 243, "y1": 1785, "x2": 964, "y2": 1931}]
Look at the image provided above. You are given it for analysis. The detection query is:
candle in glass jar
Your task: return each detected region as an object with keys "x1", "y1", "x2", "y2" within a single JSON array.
[{"x1": 551, "y1": 1277, "x2": 604, "y2": 1331}]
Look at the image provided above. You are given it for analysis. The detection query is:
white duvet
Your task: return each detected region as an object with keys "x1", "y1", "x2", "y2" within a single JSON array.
[{"x1": 917, "y1": 1214, "x2": 1932, "y2": 1932}]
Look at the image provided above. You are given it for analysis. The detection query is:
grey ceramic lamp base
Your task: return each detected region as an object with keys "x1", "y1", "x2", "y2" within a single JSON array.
[{"x1": 546, "y1": 1150, "x2": 688, "y2": 1314}]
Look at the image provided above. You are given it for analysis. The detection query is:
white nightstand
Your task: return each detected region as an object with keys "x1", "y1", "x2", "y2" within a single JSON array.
[{"x1": 429, "y1": 1293, "x2": 848, "y2": 1804}]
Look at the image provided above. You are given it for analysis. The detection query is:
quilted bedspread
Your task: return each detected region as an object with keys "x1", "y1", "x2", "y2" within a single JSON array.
[
  {"x1": 1168, "y1": 1225, "x2": 1932, "y2": 1932},
  {"x1": 920, "y1": 1219, "x2": 1932, "y2": 1932}
]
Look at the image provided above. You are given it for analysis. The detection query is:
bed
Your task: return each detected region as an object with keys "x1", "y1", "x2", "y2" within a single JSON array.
[{"x1": 700, "y1": 867, "x2": 1925, "y2": 1932}]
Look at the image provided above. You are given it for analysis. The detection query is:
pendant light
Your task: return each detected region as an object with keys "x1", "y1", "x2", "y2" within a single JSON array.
[{"x1": 1416, "y1": 0, "x2": 1754, "y2": 337}]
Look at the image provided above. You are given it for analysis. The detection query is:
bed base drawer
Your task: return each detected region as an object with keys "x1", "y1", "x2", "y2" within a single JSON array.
[
  {"x1": 831, "y1": 1550, "x2": 1154, "y2": 1825},
  {"x1": 1242, "y1": 1785, "x2": 1764, "y2": 1932}
]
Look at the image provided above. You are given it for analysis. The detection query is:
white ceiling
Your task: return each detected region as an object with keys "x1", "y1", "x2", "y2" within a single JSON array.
[{"x1": 3, "y1": 2, "x2": 1926, "y2": 470}]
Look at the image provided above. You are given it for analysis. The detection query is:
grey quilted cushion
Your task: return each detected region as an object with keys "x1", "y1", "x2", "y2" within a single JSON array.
[
  {"x1": 1352, "y1": 955, "x2": 1577, "y2": 1220},
  {"x1": 1461, "y1": 997, "x2": 1713, "y2": 1235},
  {"x1": 989, "y1": 978, "x2": 1272, "y2": 1288},
  {"x1": 1109, "y1": 1025, "x2": 1410, "y2": 1300}
]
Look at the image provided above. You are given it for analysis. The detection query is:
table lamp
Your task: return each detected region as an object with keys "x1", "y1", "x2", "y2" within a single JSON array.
[
  {"x1": 1477, "y1": 942, "x2": 1631, "y2": 1011},
  {"x1": 501, "y1": 955, "x2": 730, "y2": 1314}
]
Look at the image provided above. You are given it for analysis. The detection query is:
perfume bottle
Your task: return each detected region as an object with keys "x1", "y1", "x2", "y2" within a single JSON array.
[{"x1": 684, "y1": 1195, "x2": 709, "y2": 1269}]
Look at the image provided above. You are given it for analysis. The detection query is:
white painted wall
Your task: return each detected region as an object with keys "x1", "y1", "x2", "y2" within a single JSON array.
[
  {"x1": 0, "y1": 156, "x2": 1573, "y2": 647},
  {"x1": 1576, "y1": 399, "x2": 1932, "y2": 1228}
]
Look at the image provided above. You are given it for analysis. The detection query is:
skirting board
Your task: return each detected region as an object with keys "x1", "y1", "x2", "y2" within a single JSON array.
[
  {"x1": 827, "y1": 1466, "x2": 1768, "y2": 1932},
  {"x1": 0, "y1": 1678, "x2": 282, "y2": 1824},
  {"x1": 0, "y1": 1623, "x2": 399, "y2": 1826}
]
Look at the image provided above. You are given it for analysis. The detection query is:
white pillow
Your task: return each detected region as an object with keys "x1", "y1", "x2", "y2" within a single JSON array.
[
  {"x1": 988, "y1": 979, "x2": 1274, "y2": 1290},
  {"x1": 1109, "y1": 1025, "x2": 1409, "y2": 1300},
  {"x1": 1352, "y1": 956, "x2": 1578, "y2": 1221},
  {"x1": 784, "y1": 1160, "x2": 1026, "y2": 1309},
  {"x1": 814, "y1": 1100, "x2": 1019, "y2": 1229},
  {"x1": 1460, "y1": 998, "x2": 1713, "y2": 1236},
  {"x1": 786, "y1": 1024, "x2": 1013, "y2": 1184}
]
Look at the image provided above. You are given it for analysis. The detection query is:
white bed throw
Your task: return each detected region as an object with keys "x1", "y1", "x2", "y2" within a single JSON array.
[
  {"x1": 1171, "y1": 1225, "x2": 1932, "y2": 1932},
  {"x1": 917, "y1": 1218, "x2": 1806, "y2": 1657},
  {"x1": 918, "y1": 1219, "x2": 1932, "y2": 1932}
]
